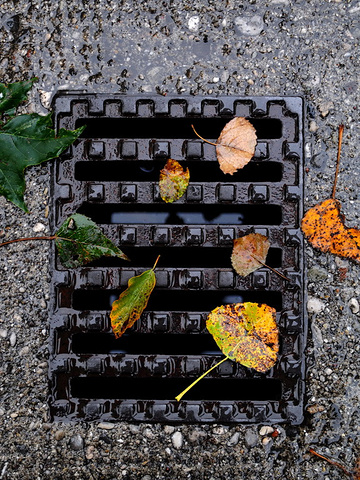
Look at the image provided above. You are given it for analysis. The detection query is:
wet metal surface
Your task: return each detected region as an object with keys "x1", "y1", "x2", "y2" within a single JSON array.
[{"x1": 50, "y1": 94, "x2": 305, "y2": 423}]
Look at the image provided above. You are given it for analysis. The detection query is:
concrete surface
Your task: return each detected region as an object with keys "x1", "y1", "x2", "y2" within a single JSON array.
[{"x1": 0, "y1": 1, "x2": 359, "y2": 479}]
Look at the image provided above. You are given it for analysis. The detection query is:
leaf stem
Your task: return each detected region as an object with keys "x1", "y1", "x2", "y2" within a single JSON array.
[
  {"x1": 152, "y1": 255, "x2": 161, "y2": 270},
  {"x1": 331, "y1": 124, "x2": 344, "y2": 200},
  {"x1": 250, "y1": 254, "x2": 292, "y2": 282},
  {"x1": 308, "y1": 448, "x2": 353, "y2": 478},
  {"x1": 191, "y1": 124, "x2": 218, "y2": 147},
  {"x1": 175, "y1": 356, "x2": 229, "y2": 402},
  {"x1": 0, "y1": 235, "x2": 56, "y2": 248}
]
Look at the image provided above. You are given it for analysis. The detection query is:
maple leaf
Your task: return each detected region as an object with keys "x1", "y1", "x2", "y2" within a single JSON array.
[
  {"x1": 0, "y1": 78, "x2": 37, "y2": 116},
  {"x1": 301, "y1": 125, "x2": 360, "y2": 262},
  {"x1": 110, "y1": 256, "x2": 159, "y2": 339},
  {"x1": 159, "y1": 159, "x2": 190, "y2": 203},
  {"x1": 231, "y1": 233, "x2": 270, "y2": 276},
  {"x1": 55, "y1": 213, "x2": 129, "y2": 268}
]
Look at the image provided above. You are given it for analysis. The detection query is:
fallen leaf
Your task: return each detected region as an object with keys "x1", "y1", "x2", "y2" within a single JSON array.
[
  {"x1": 55, "y1": 213, "x2": 129, "y2": 268},
  {"x1": 0, "y1": 113, "x2": 85, "y2": 211},
  {"x1": 301, "y1": 198, "x2": 360, "y2": 262},
  {"x1": 159, "y1": 159, "x2": 190, "y2": 203},
  {"x1": 110, "y1": 257, "x2": 159, "y2": 339},
  {"x1": 207, "y1": 302, "x2": 279, "y2": 373},
  {"x1": 231, "y1": 233, "x2": 270, "y2": 277},
  {"x1": 0, "y1": 78, "x2": 37, "y2": 116},
  {"x1": 216, "y1": 117, "x2": 257, "y2": 175}
]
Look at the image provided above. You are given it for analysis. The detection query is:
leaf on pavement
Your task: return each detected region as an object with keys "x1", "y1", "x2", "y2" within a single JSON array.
[
  {"x1": 301, "y1": 198, "x2": 360, "y2": 262},
  {"x1": 55, "y1": 213, "x2": 130, "y2": 268},
  {"x1": 231, "y1": 233, "x2": 270, "y2": 276},
  {"x1": 0, "y1": 78, "x2": 37, "y2": 116},
  {"x1": 110, "y1": 257, "x2": 159, "y2": 339},
  {"x1": 216, "y1": 117, "x2": 257, "y2": 175},
  {"x1": 159, "y1": 159, "x2": 190, "y2": 203},
  {"x1": 0, "y1": 113, "x2": 85, "y2": 211},
  {"x1": 207, "y1": 302, "x2": 279, "y2": 373}
]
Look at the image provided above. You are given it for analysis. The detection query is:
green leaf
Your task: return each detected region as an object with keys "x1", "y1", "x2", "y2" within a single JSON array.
[
  {"x1": 55, "y1": 214, "x2": 130, "y2": 268},
  {"x1": 0, "y1": 78, "x2": 37, "y2": 116},
  {"x1": 207, "y1": 302, "x2": 279, "y2": 373},
  {"x1": 0, "y1": 113, "x2": 85, "y2": 211},
  {"x1": 110, "y1": 257, "x2": 159, "y2": 339},
  {"x1": 159, "y1": 159, "x2": 190, "y2": 203}
]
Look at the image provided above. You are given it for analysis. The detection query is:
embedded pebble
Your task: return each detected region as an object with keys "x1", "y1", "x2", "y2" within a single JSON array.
[
  {"x1": 188, "y1": 16, "x2": 199, "y2": 32},
  {"x1": 0, "y1": 329, "x2": 8, "y2": 338},
  {"x1": 227, "y1": 432, "x2": 240, "y2": 446},
  {"x1": 9, "y1": 332, "x2": 17, "y2": 347},
  {"x1": 259, "y1": 426, "x2": 274, "y2": 436},
  {"x1": 212, "y1": 426, "x2": 226, "y2": 435},
  {"x1": 98, "y1": 422, "x2": 115, "y2": 430},
  {"x1": 309, "y1": 120, "x2": 319, "y2": 132},
  {"x1": 324, "y1": 368, "x2": 333, "y2": 375},
  {"x1": 54, "y1": 430, "x2": 65, "y2": 441},
  {"x1": 244, "y1": 428, "x2": 258, "y2": 448},
  {"x1": 319, "y1": 100, "x2": 334, "y2": 117},
  {"x1": 311, "y1": 323, "x2": 324, "y2": 347},
  {"x1": 141, "y1": 476, "x2": 151, "y2": 480},
  {"x1": 128, "y1": 424, "x2": 140, "y2": 434},
  {"x1": 0, "y1": 408, "x2": 5, "y2": 416},
  {"x1": 164, "y1": 425, "x2": 175, "y2": 434},
  {"x1": 234, "y1": 15, "x2": 264, "y2": 36},
  {"x1": 86, "y1": 445, "x2": 95, "y2": 460},
  {"x1": 69, "y1": 434, "x2": 84, "y2": 451},
  {"x1": 144, "y1": 428, "x2": 155, "y2": 439},
  {"x1": 349, "y1": 298, "x2": 359, "y2": 314},
  {"x1": 188, "y1": 429, "x2": 207, "y2": 443},
  {"x1": 171, "y1": 431, "x2": 183, "y2": 449},
  {"x1": 307, "y1": 297, "x2": 325, "y2": 314},
  {"x1": 262, "y1": 437, "x2": 272, "y2": 446},
  {"x1": 33, "y1": 222, "x2": 46, "y2": 233}
]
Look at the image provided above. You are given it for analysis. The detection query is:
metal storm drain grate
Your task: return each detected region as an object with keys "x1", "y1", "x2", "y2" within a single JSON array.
[{"x1": 50, "y1": 95, "x2": 305, "y2": 424}]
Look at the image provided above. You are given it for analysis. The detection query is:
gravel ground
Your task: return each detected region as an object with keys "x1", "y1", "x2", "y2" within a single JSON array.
[{"x1": 0, "y1": 1, "x2": 360, "y2": 479}]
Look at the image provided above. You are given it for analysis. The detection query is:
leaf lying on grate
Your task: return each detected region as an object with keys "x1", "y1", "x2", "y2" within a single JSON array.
[
  {"x1": 55, "y1": 213, "x2": 130, "y2": 268},
  {"x1": 175, "y1": 302, "x2": 279, "y2": 401},
  {"x1": 110, "y1": 257, "x2": 159, "y2": 339},
  {"x1": 0, "y1": 79, "x2": 85, "y2": 211},
  {"x1": 192, "y1": 117, "x2": 257, "y2": 175},
  {"x1": 159, "y1": 158, "x2": 190, "y2": 203},
  {"x1": 301, "y1": 125, "x2": 360, "y2": 262},
  {"x1": 231, "y1": 233, "x2": 270, "y2": 276}
]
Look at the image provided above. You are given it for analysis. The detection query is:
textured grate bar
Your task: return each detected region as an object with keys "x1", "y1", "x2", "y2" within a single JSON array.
[{"x1": 50, "y1": 95, "x2": 305, "y2": 424}]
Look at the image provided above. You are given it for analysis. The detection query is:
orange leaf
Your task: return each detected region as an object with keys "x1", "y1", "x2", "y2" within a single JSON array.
[
  {"x1": 231, "y1": 233, "x2": 270, "y2": 277},
  {"x1": 216, "y1": 117, "x2": 257, "y2": 175},
  {"x1": 207, "y1": 302, "x2": 279, "y2": 373},
  {"x1": 159, "y1": 159, "x2": 190, "y2": 203},
  {"x1": 301, "y1": 198, "x2": 360, "y2": 262}
]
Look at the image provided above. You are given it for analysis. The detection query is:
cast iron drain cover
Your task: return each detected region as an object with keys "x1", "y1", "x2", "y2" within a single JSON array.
[{"x1": 50, "y1": 95, "x2": 306, "y2": 424}]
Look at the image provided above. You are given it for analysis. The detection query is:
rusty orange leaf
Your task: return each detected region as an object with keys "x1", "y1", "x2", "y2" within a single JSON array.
[
  {"x1": 110, "y1": 257, "x2": 159, "y2": 339},
  {"x1": 301, "y1": 198, "x2": 360, "y2": 262},
  {"x1": 159, "y1": 159, "x2": 190, "y2": 203},
  {"x1": 231, "y1": 233, "x2": 270, "y2": 277},
  {"x1": 216, "y1": 117, "x2": 257, "y2": 175},
  {"x1": 207, "y1": 302, "x2": 279, "y2": 373}
]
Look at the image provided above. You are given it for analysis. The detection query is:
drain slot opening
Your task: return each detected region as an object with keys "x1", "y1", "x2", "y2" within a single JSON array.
[
  {"x1": 76, "y1": 117, "x2": 282, "y2": 140},
  {"x1": 77, "y1": 204, "x2": 283, "y2": 226},
  {"x1": 70, "y1": 377, "x2": 283, "y2": 401},
  {"x1": 75, "y1": 161, "x2": 283, "y2": 183},
  {"x1": 72, "y1": 290, "x2": 283, "y2": 311}
]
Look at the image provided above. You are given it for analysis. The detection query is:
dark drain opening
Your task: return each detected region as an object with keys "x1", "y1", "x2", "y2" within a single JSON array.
[
  {"x1": 86, "y1": 247, "x2": 282, "y2": 268},
  {"x1": 72, "y1": 290, "x2": 283, "y2": 311},
  {"x1": 72, "y1": 333, "x2": 219, "y2": 354},
  {"x1": 76, "y1": 117, "x2": 282, "y2": 140},
  {"x1": 70, "y1": 377, "x2": 283, "y2": 401},
  {"x1": 75, "y1": 161, "x2": 283, "y2": 183},
  {"x1": 77, "y1": 204, "x2": 283, "y2": 226}
]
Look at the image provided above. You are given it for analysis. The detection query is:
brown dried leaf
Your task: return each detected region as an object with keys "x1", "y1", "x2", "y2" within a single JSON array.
[
  {"x1": 231, "y1": 233, "x2": 270, "y2": 277},
  {"x1": 301, "y1": 198, "x2": 360, "y2": 262},
  {"x1": 216, "y1": 117, "x2": 257, "y2": 175}
]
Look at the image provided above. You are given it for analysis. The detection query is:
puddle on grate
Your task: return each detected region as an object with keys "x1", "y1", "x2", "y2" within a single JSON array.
[{"x1": 50, "y1": 95, "x2": 305, "y2": 424}]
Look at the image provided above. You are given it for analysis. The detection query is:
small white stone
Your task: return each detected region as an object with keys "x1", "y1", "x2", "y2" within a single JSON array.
[
  {"x1": 259, "y1": 426, "x2": 274, "y2": 436},
  {"x1": 307, "y1": 297, "x2": 325, "y2": 314},
  {"x1": 188, "y1": 16, "x2": 200, "y2": 32},
  {"x1": 33, "y1": 222, "x2": 46, "y2": 233},
  {"x1": 98, "y1": 422, "x2": 115, "y2": 430},
  {"x1": 227, "y1": 432, "x2": 240, "y2": 446},
  {"x1": 234, "y1": 15, "x2": 264, "y2": 36},
  {"x1": 0, "y1": 408, "x2": 5, "y2": 415},
  {"x1": 0, "y1": 329, "x2": 8, "y2": 338},
  {"x1": 262, "y1": 437, "x2": 272, "y2": 446},
  {"x1": 349, "y1": 298, "x2": 360, "y2": 314},
  {"x1": 164, "y1": 425, "x2": 175, "y2": 434},
  {"x1": 309, "y1": 121, "x2": 318, "y2": 133},
  {"x1": 171, "y1": 431, "x2": 183, "y2": 449},
  {"x1": 9, "y1": 332, "x2": 17, "y2": 347},
  {"x1": 212, "y1": 77, "x2": 220, "y2": 83},
  {"x1": 324, "y1": 368, "x2": 333, "y2": 375}
]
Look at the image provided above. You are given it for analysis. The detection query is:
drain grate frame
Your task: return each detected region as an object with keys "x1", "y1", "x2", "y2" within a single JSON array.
[{"x1": 49, "y1": 94, "x2": 306, "y2": 424}]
